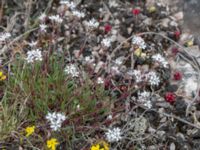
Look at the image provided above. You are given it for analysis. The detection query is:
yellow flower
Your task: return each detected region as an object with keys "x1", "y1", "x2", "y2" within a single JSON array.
[
  {"x1": 148, "y1": 6, "x2": 156, "y2": 13},
  {"x1": 186, "y1": 40, "x2": 193, "y2": 47},
  {"x1": 25, "y1": 125, "x2": 35, "y2": 137},
  {"x1": 140, "y1": 52, "x2": 147, "y2": 58},
  {"x1": 47, "y1": 138, "x2": 59, "y2": 150},
  {"x1": 90, "y1": 141, "x2": 109, "y2": 150},
  {"x1": 134, "y1": 48, "x2": 142, "y2": 57},
  {"x1": 0, "y1": 71, "x2": 6, "y2": 81},
  {"x1": 91, "y1": 144, "x2": 101, "y2": 150}
]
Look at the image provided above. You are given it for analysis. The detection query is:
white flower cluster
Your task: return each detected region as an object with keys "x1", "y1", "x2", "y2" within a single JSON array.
[
  {"x1": 132, "y1": 36, "x2": 146, "y2": 49},
  {"x1": 101, "y1": 37, "x2": 112, "y2": 48},
  {"x1": 72, "y1": 10, "x2": 85, "y2": 18},
  {"x1": 97, "y1": 77, "x2": 104, "y2": 84},
  {"x1": 138, "y1": 91, "x2": 152, "y2": 108},
  {"x1": 114, "y1": 57, "x2": 124, "y2": 66},
  {"x1": 84, "y1": 56, "x2": 94, "y2": 63},
  {"x1": 152, "y1": 54, "x2": 168, "y2": 68},
  {"x1": 60, "y1": 0, "x2": 76, "y2": 9},
  {"x1": 146, "y1": 71, "x2": 160, "y2": 86},
  {"x1": 38, "y1": 13, "x2": 46, "y2": 21},
  {"x1": 64, "y1": 64, "x2": 79, "y2": 77},
  {"x1": 28, "y1": 41, "x2": 37, "y2": 47},
  {"x1": 46, "y1": 112, "x2": 66, "y2": 131},
  {"x1": 26, "y1": 49, "x2": 43, "y2": 63},
  {"x1": 111, "y1": 66, "x2": 120, "y2": 74},
  {"x1": 109, "y1": 0, "x2": 119, "y2": 8},
  {"x1": 128, "y1": 70, "x2": 142, "y2": 83},
  {"x1": 60, "y1": 0, "x2": 85, "y2": 19},
  {"x1": 39, "y1": 24, "x2": 48, "y2": 32},
  {"x1": 105, "y1": 127, "x2": 122, "y2": 142},
  {"x1": 85, "y1": 18, "x2": 99, "y2": 28},
  {"x1": 49, "y1": 15, "x2": 63, "y2": 23},
  {"x1": 0, "y1": 32, "x2": 11, "y2": 42}
]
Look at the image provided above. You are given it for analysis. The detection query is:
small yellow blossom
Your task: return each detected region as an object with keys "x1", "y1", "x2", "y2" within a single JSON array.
[
  {"x1": 91, "y1": 144, "x2": 101, "y2": 150},
  {"x1": 90, "y1": 141, "x2": 109, "y2": 150},
  {"x1": 148, "y1": 6, "x2": 156, "y2": 13},
  {"x1": 47, "y1": 138, "x2": 59, "y2": 150},
  {"x1": 0, "y1": 71, "x2": 6, "y2": 81},
  {"x1": 134, "y1": 48, "x2": 142, "y2": 57},
  {"x1": 186, "y1": 40, "x2": 193, "y2": 47},
  {"x1": 25, "y1": 125, "x2": 35, "y2": 137},
  {"x1": 140, "y1": 52, "x2": 147, "y2": 58}
]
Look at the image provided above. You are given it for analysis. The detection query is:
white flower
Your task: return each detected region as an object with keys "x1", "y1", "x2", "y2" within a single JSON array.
[
  {"x1": 107, "y1": 115, "x2": 112, "y2": 120},
  {"x1": 85, "y1": 18, "x2": 99, "y2": 28},
  {"x1": 26, "y1": 49, "x2": 43, "y2": 63},
  {"x1": 152, "y1": 54, "x2": 168, "y2": 68},
  {"x1": 114, "y1": 57, "x2": 124, "y2": 65},
  {"x1": 128, "y1": 70, "x2": 143, "y2": 83},
  {"x1": 84, "y1": 56, "x2": 94, "y2": 63},
  {"x1": 28, "y1": 41, "x2": 37, "y2": 47},
  {"x1": 0, "y1": 32, "x2": 11, "y2": 42},
  {"x1": 46, "y1": 112, "x2": 66, "y2": 131},
  {"x1": 49, "y1": 15, "x2": 63, "y2": 23},
  {"x1": 144, "y1": 100, "x2": 152, "y2": 108},
  {"x1": 101, "y1": 37, "x2": 112, "y2": 48},
  {"x1": 109, "y1": 0, "x2": 119, "y2": 8},
  {"x1": 146, "y1": 71, "x2": 160, "y2": 86},
  {"x1": 97, "y1": 77, "x2": 104, "y2": 84},
  {"x1": 64, "y1": 64, "x2": 79, "y2": 77},
  {"x1": 132, "y1": 36, "x2": 146, "y2": 49},
  {"x1": 38, "y1": 13, "x2": 46, "y2": 21},
  {"x1": 72, "y1": 10, "x2": 85, "y2": 18},
  {"x1": 39, "y1": 24, "x2": 48, "y2": 32},
  {"x1": 60, "y1": 0, "x2": 76, "y2": 9},
  {"x1": 105, "y1": 127, "x2": 122, "y2": 142},
  {"x1": 185, "y1": 78, "x2": 198, "y2": 97},
  {"x1": 111, "y1": 66, "x2": 120, "y2": 74},
  {"x1": 138, "y1": 91, "x2": 152, "y2": 108},
  {"x1": 138, "y1": 91, "x2": 150, "y2": 100}
]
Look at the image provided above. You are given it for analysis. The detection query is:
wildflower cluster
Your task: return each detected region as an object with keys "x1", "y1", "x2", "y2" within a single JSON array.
[
  {"x1": 146, "y1": 71, "x2": 160, "y2": 86},
  {"x1": 47, "y1": 138, "x2": 59, "y2": 150},
  {"x1": 26, "y1": 49, "x2": 43, "y2": 63},
  {"x1": 0, "y1": 71, "x2": 6, "y2": 81},
  {"x1": 132, "y1": 36, "x2": 146, "y2": 49},
  {"x1": 91, "y1": 141, "x2": 109, "y2": 150},
  {"x1": 138, "y1": 91, "x2": 152, "y2": 108},
  {"x1": 60, "y1": 0, "x2": 76, "y2": 9},
  {"x1": 101, "y1": 37, "x2": 112, "y2": 48},
  {"x1": 0, "y1": 32, "x2": 11, "y2": 42},
  {"x1": 85, "y1": 18, "x2": 99, "y2": 28},
  {"x1": 25, "y1": 125, "x2": 35, "y2": 137},
  {"x1": 152, "y1": 54, "x2": 168, "y2": 68},
  {"x1": 105, "y1": 127, "x2": 122, "y2": 142},
  {"x1": 0, "y1": 0, "x2": 188, "y2": 149},
  {"x1": 49, "y1": 15, "x2": 63, "y2": 24},
  {"x1": 46, "y1": 112, "x2": 66, "y2": 131},
  {"x1": 127, "y1": 70, "x2": 160, "y2": 86},
  {"x1": 64, "y1": 64, "x2": 79, "y2": 77}
]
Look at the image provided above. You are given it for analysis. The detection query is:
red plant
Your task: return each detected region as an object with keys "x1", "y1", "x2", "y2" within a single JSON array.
[
  {"x1": 171, "y1": 47, "x2": 179, "y2": 55},
  {"x1": 174, "y1": 30, "x2": 181, "y2": 39},
  {"x1": 173, "y1": 72, "x2": 182, "y2": 81},
  {"x1": 104, "y1": 24, "x2": 112, "y2": 33},
  {"x1": 165, "y1": 92, "x2": 176, "y2": 104},
  {"x1": 132, "y1": 8, "x2": 140, "y2": 15}
]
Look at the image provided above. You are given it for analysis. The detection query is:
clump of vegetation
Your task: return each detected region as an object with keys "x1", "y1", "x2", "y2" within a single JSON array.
[{"x1": 0, "y1": 52, "x2": 111, "y2": 149}]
